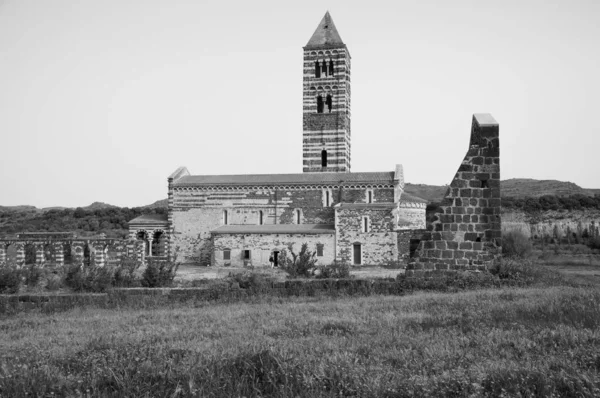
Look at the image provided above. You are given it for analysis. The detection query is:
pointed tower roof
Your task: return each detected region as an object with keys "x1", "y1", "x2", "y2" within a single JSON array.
[{"x1": 305, "y1": 11, "x2": 345, "y2": 49}]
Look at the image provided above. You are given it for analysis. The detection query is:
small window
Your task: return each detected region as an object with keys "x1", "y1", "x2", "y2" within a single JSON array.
[
  {"x1": 328, "y1": 59, "x2": 334, "y2": 76},
  {"x1": 223, "y1": 210, "x2": 228, "y2": 225},
  {"x1": 321, "y1": 150, "x2": 328, "y2": 167},
  {"x1": 259, "y1": 210, "x2": 263, "y2": 225},
  {"x1": 316, "y1": 95, "x2": 324, "y2": 113},
  {"x1": 315, "y1": 60, "x2": 321, "y2": 78},
  {"x1": 353, "y1": 243, "x2": 362, "y2": 265},
  {"x1": 367, "y1": 190, "x2": 373, "y2": 204},
  {"x1": 325, "y1": 190, "x2": 330, "y2": 207},
  {"x1": 223, "y1": 249, "x2": 230, "y2": 260},
  {"x1": 243, "y1": 250, "x2": 251, "y2": 260},
  {"x1": 296, "y1": 209, "x2": 301, "y2": 224},
  {"x1": 362, "y1": 217, "x2": 369, "y2": 233},
  {"x1": 325, "y1": 94, "x2": 332, "y2": 113},
  {"x1": 316, "y1": 244, "x2": 324, "y2": 257}
]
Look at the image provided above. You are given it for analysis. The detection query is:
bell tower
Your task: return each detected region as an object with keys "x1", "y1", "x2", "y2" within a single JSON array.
[{"x1": 303, "y1": 12, "x2": 351, "y2": 173}]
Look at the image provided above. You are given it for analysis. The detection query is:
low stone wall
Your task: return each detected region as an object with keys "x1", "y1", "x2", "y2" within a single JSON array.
[{"x1": 0, "y1": 280, "x2": 405, "y2": 314}]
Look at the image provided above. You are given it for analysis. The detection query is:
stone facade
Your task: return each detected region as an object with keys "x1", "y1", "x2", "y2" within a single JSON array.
[
  {"x1": 167, "y1": 170, "x2": 404, "y2": 265},
  {"x1": 405, "y1": 114, "x2": 501, "y2": 276},
  {"x1": 212, "y1": 230, "x2": 335, "y2": 267}
]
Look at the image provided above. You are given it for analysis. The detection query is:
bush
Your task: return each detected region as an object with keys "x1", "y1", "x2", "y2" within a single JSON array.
[
  {"x1": 0, "y1": 266, "x2": 22, "y2": 294},
  {"x1": 141, "y1": 259, "x2": 179, "y2": 288},
  {"x1": 281, "y1": 243, "x2": 318, "y2": 278},
  {"x1": 21, "y1": 264, "x2": 44, "y2": 287},
  {"x1": 45, "y1": 273, "x2": 63, "y2": 291},
  {"x1": 114, "y1": 255, "x2": 141, "y2": 287},
  {"x1": 502, "y1": 230, "x2": 533, "y2": 258},
  {"x1": 227, "y1": 271, "x2": 272, "y2": 292},
  {"x1": 587, "y1": 236, "x2": 600, "y2": 250},
  {"x1": 64, "y1": 264, "x2": 114, "y2": 293},
  {"x1": 315, "y1": 263, "x2": 351, "y2": 279}
]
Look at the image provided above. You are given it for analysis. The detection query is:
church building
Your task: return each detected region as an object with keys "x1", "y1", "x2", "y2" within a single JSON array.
[{"x1": 130, "y1": 12, "x2": 431, "y2": 267}]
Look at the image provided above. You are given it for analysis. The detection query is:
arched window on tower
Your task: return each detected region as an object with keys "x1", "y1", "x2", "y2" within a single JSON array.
[
  {"x1": 321, "y1": 150, "x2": 328, "y2": 167},
  {"x1": 316, "y1": 95, "x2": 324, "y2": 113},
  {"x1": 315, "y1": 60, "x2": 321, "y2": 78},
  {"x1": 328, "y1": 59, "x2": 334, "y2": 76},
  {"x1": 325, "y1": 94, "x2": 333, "y2": 113},
  {"x1": 321, "y1": 60, "x2": 327, "y2": 76}
]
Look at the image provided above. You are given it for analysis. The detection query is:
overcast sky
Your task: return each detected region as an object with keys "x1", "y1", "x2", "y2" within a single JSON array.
[{"x1": 1, "y1": 0, "x2": 598, "y2": 208}]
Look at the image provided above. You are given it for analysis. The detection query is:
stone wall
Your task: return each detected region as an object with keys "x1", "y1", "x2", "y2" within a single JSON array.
[
  {"x1": 335, "y1": 206, "x2": 398, "y2": 266},
  {"x1": 212, "y1": 233, "x2": 335, "y2": 267},
  {"x1": 171, "y1": 185, "x2": 394, "y2": 264},
  {"x1": 396, "y1": 203, "x2": 427, "y2": 230},
  {"x1": 406, "y1": 114, "x2": 501, "y2": 276}
]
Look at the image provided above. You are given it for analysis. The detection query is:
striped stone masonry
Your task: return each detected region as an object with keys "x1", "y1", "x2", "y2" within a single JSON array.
[{"x1": 405, "y1": 114, "x2": 502, "y2": 277}]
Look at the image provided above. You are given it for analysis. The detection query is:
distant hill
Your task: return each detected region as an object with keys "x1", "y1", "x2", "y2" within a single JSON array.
[
  {"x1": 143, "y1": 199, "x2": 168, "y2": 208},
  {"x1": 501, "y1": 178, "x2": 593, "y2": 199},
  {"x1": 405, "y1": 179, "x2": 599, "y2": 203},
  {"x1": 82, "y1": 202, "x2": 119, "y2": 211}
]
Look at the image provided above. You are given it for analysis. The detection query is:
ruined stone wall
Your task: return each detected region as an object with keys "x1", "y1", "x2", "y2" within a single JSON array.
[
  {"x1": 171, "y1": 185, "x2": 393, "y2": 264},
  {"x1": 406, "y1": 114, "x2": 501, "y2": 276},
  {"x1": 397, "y1": 230, "x2": 428, "y2": 265},
  {"x1": 335, "y1": 207, "x2": 397, "y2": 266},
  {"x1": 212, "y1": 233, "x2": 335, "y2": 267}
]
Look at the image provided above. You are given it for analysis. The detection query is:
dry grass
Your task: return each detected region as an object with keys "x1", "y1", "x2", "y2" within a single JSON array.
[{"x1": 1, "y1": 283, "x2": 599, "y2": 396}]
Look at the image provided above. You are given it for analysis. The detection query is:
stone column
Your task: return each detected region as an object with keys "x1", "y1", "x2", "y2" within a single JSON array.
[
  {"x1": 147, "y1": 235, "x2": 153, "y2": 257},
  {"x1": 15, "y1": 243, "x2": 25, "y2": 267},
  {"x1": 35, "y1": 243, "x2": 45, "y2": 266},
  {"x1": 0, "y1": 244, "x2": 6, "y2": 265},
  {"x1": 54, "y1": 242, "x2": 64, "y2": 266},
  {"x1": 93, "y1": 243, "x2": 106, "y2": 267}
]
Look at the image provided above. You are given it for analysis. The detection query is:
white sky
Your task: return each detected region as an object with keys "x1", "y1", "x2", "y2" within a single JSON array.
[{"x1": 1, "y1": 0, "x2": 599, "y2": 208}]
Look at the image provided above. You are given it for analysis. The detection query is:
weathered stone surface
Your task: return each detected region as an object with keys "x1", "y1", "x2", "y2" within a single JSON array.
[{"x1": 406, "y1": 114, "x2": 502, "y2": 276}]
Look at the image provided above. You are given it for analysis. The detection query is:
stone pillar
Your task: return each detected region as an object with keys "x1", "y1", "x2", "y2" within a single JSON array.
[
  {"x1": 94, "y1": 243, "x2": 106, "y2": 267},
  {"x1": 54, "y1": 242, "x2": 64, "y2": 266},
  {"x1": 137, "y1": 240, "x2": 146, "y2": 264},
  {"x1": 35, "y1": 243, "x2": 45, "y2": 266},
  {"x1": 0, "y1": 244, "x2": 6, "y2": 265},
  {"x1": 147, "y1": 233, "x2": 153, "y2": 257},
  {"x1": 15, "y1": 243, "x2": 25, "y2": 267}
]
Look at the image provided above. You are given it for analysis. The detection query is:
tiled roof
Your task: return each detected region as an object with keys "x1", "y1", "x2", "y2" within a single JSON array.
[
  {"x1": 400, "y1": 193, "x2": 428, "y2": 204},
  {"x1": 174, "y1": 171, "x2": 395, "y2": 186},
  {"x1": 305, "y1": 11, "x2": 345, "y2": 48},
  {"x1": 211, "y1": 224, "x2": 335, "y2": 234},
  {"x1": 128, "y1": 214, "x2": 168, "y2": 225}
]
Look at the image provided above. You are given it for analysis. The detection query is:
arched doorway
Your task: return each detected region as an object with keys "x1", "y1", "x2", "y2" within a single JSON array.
[{"x1": 152, "y1": 231, "x2": 164, "y2": 257}]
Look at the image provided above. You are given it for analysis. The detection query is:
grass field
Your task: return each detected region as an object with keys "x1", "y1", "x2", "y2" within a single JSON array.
[{"x1": 1, "y1": 263, "x2": 600, "y2": 397}]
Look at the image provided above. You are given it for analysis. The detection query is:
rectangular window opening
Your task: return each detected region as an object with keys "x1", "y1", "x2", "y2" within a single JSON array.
[
  {"x1": 353, "y1": 244, "x2": 362, "y2": 265},
  {"x1": 316, "y1": 244, "x2": 324, "y2": 257},
  {"x1": 296, "y1": 209, "x2": 301, "y2": 224},
  {"x1": 243, "y1": 250, "x2": 251, "y2": 260},
  {"x1": 362, "y1": 217, "x2": 369, "y2": 233},
  {"x1": 223, "y1": 249, "x2": 231, "y2": 260},
  {"x1": 223, "y1": 210, "x2": 228, "y2": 225},
  {"x1": 367, "y1": 191, "x2": 373, "y2": 204}
]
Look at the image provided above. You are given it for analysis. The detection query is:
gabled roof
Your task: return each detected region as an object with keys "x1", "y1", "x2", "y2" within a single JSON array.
[
  {"x1": 128, "y1": 214, "x2": 169, "y2": 225},
  {"x1": 173, "y1": 171, "x2": 394, "y2": 187},
  {"x1": 211, "y1": 224, "x2": 335, "y2": 234},
  {"x1": 305, "y1": 11, "x2": 345, "y2": 49}
]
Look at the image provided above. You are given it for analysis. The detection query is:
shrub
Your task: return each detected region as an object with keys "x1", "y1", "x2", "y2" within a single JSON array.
[
  {"x1": 114, "y1": 255, "x2": 141, "y2": 287},
  {"x1": 315, "y1": 263, "x2": 351, "y2": 279},
  {"x1": 502, "y1": 230, "x2": 533, "y2": 258},
  {"x1": 21, "y1": 264, "x2": 44, "y2": 287},
  {"x1": 228, "y1": 271, "x2": 272, "y2": 292},
  {"x1": 282, "y1": 243, "x2": 318, "y2": 278},
  {"x1": 587, "y1": 236, "x2": 600, "y2": 250},
  {"x1": 64, "y1": 264, "x2": 114, "y2": 293},
  {"x1": 141, "y1": 259, "x2": 179, "y2": 288},
  {"x1": 45, "y1": 273, "x2": 63, "y2": 291},
  {"x1": 0, "y1": 266, "x2": 22, "y2": 294}
]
